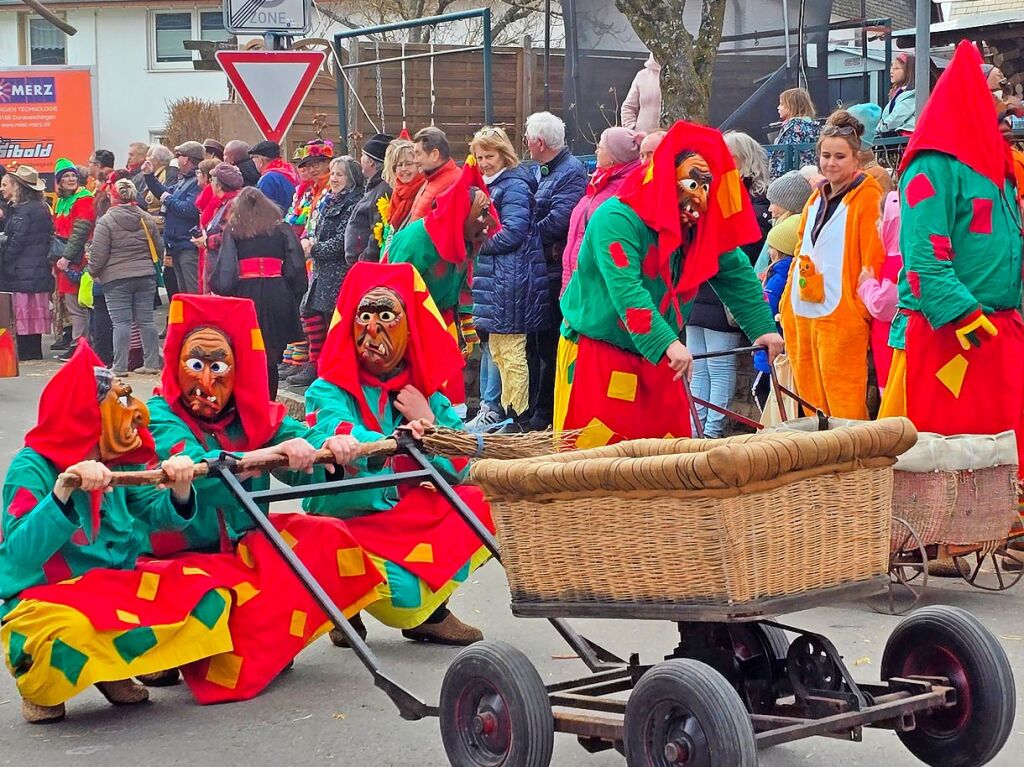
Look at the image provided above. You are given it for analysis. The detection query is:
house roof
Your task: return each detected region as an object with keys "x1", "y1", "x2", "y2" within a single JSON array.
[
  {"x1": 832, "y1": 0, "x2": 917, "y2": 30},
  {"x1": 894, "y1": 8, "x2": 1024, "y2": 45}
]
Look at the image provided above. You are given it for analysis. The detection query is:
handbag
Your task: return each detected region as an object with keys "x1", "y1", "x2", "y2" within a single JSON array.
[{"x1": 48, "y1": 234, "x2": 66, "y2": 263}]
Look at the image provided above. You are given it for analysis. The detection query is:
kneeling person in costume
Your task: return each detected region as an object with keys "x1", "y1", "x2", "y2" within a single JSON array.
[
  {"x1": 555, "y1": 120, "x2": 784, "y2": 445},
  {"x1": 304, "y1": 262, "x2": 493, "y2": 646},
  {"x1": 0, "y1": 343, "x2": 222, "y2": 724},
  {"x1": 138, "y1": 294, "x2": 382, "y2": 702}
]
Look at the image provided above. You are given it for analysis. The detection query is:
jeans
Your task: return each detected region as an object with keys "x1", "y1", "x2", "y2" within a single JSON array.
[
  {"x1": 171, "y1": 247, "x2": 199, "y2": 295},
  {"x1": 478, "y1": 343, "x2": 502, "y2": 411},
  {"x1": 105, "y1": 275, "x2": 160, "y2": 372},
  {"x1": 64, "y1": 292, "x2": 89, "y2": 341},
  {"x1": 686, "y1": 325, "x2": 742, "y2": 438}
]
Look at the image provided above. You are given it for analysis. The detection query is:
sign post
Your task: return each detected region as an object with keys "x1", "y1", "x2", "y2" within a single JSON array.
[
  {"x1": 216, "y1": 50, "x2": 326, "y2": 143},
  {"x1": 223, "y1": 0, "x2": 312, "y2": 36}
]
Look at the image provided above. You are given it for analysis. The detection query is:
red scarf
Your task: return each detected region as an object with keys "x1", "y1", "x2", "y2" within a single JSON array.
[
  {"x1": 617, "y1": 120, "x2": 762, "y2": 307},
  {"x1": 422, "y1": 157, "x2": 500, "y2": 264},
  {"x1": 388, "y1": 173, "x2": 427, "y2": 231},
  {"x1": 263, "y1": 157, "x2": 300, "y2": 186},
  {"x1": 317, "y1": 262, "x2": 464, "y2": 431},
  {"x1": 586, "y1": 160, "x2": 639, "y2": 197},
  {"x1": 900, "y1": 40, "x2": 1014, "y2": 188},
  {"x1": 157, "y1": 294, "x2": 286, "y2": 452}
]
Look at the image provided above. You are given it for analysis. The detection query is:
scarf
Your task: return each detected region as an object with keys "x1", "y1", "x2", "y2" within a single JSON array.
[{"x1": 387, "y1": 173, "x2": 426, "y2": 231}]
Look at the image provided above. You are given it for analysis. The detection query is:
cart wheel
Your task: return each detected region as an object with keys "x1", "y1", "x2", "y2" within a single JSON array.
[
  {"x1": 439, "y1": 640, "x2": 553, "y2": 767},
  {"x1": 787, "y1": 634, "x2": 843, "y2": 697},
  {"x1": 881, "y1": 606, "x2": 1016, "y2": 767},
  {"x1": 623, "y1": 659, "x2": 758, "y2": 767},
  {"x1": 952, "y1": 545, "x2": 1024, "y2": 591},
  {"x1": 865, "y1": 517, "x2": 929, "y2": 615},
  {"x1": 728, "y1": 623, "x2": 790, "y2": 713}
]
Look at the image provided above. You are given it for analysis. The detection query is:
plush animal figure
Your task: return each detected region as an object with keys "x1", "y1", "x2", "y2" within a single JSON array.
[{"x1": 797, "y1": 255, "x2": 825, "y2": 303}]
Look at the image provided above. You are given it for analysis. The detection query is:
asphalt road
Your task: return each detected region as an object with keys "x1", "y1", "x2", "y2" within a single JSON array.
[{"x1": 0, "y1": 361, "x2": 1021, "y2": 767}]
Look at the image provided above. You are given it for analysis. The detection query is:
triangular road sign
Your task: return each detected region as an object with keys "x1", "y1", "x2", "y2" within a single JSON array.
[{"x1": 216, "y1": 50, "x2": 327, "y2": 143}]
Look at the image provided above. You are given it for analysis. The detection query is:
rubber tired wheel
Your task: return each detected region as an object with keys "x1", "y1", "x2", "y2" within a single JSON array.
[
  {"x1": 728, "y1": 623, "x2": 791, "y2": 713},
  {"x1": 439, "y1": 640, "x2": 554, "y2": 767},
  {"x1": 623, "y1": 659, "x2": 758, "y2": 767},
  {"x1": 881, "y1": 606, "x2": 1016, "y2": 767}
]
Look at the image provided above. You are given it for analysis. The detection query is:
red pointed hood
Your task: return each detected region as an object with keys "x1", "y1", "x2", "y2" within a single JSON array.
[
  {"x1": 317, "y1": 262, "x2": 465, "y2": 430},
  {"x1": 900, "y1": 40, "x2": 1014, "y2": 187},
  {"x1": 423, "y1": 156, "x2": 501, "y2": 264},
  {"x1": 158, "y1": 294, "x2": 285, "y2": 451},
  {"x1": 617, "y1": 120, "x2": 762, "y2": 305}
]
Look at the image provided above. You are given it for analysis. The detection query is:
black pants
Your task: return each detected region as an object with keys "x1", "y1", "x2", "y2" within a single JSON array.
[
  {"x1": 90, "y1": 290, "x2": 114, "y2": 367},
  {"x1": 266, "y1": 344, "x2": 284, "y2": 400},
  {"x1": 525, "y1": 304, "x2": 562, "y2": 426}
]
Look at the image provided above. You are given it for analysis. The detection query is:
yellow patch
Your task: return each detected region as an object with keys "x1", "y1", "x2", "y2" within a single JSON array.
[
  {"x1": 116, "y1": 610, "x2": 141, "y2": 625},
  {"x1": 405, "y1": 543, "x2": 434, "y2": 564},
  {"x1": 205, "y1": 653, "x2": 243, "y2": 689},
  {"x1": 606, "y1": 371, "x2": 638, "y2": 402},
  {"x1": 329, "y1": 308, "x2": 342, "y2": 330},
  {"x1": 59, "y1": 576, "x2": 83, "y2": 585},
  {"x1": 578, "y1": 418, "x2": 615, "y2": 449},
  {"x1": 716, "y1": 169, "x2": 745, "y2": 218},
  {"x1": 289, "y1": 610, "x2": 307, "y2": 638},
  {"x1": 237, "y1": 544, "x2": 255, "y2": 568},
  {"x1": 643, "y1": 164, "x2": 655, "y2": 184},
  {"x1": 337, "y1": 547, "x2": 367, "y2": 577},
  {"x1": 251, "y1": 327, "x2": 265, "y2": 351},
  {"x1": 233, "y1": 581, "x2": 260, "y2": 607},
  {"x1": 664, "y1": 433, "x2": 675, "y2": 439},
  {"x1": 136, "y1": 572, "x2": 160, "y2": 601},
  {"x1": 182, "y1": 566, "x2": 209, "y2": 577},
  {"x1": 935, "y1": 354, "x2": 969, "y2": 398},
  {"x1": 279, "y1": 529, "x2": 298, "y2": 549},
  {"x1": 168, "y1": 299, "x2": 184, "y2": 325}
]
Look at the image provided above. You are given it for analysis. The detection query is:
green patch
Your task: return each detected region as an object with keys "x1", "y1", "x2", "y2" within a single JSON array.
[
  {"x1": 384, "y1": 561, "x2": 422, "y2": 609},
  {"x1": 7, "y1": 631, "x2": 31, "y2": 676},
  {"x1": 49, "y1": 638, "x2": 88, "y2": 685},
  {"x1": 190, "y1": 590, "x2": 227, "y2": 630},
  {"x1": 451, "y1": 561, "x2": 471, "y2": 584},
  {"x1": 113, "y1": 626, "x2": 158, "y2": 664},
  {"x1": 567, "y1": 360, "x2": 575, "y2": 386}
]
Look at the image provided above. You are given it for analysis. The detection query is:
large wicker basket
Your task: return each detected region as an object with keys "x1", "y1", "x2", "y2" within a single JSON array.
[{"x1": 470, "y1": 419, "x2": 917, "y2": 615}]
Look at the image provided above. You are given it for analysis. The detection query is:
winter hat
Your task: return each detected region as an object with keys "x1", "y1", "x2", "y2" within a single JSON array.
[
  {"x1": 203, "y1": 138, "x2": 225, "y2": 159},
  {"x1": 362, "y1": 133, "x2": 393, "y2": 164},
  {"x1": 211, "y1": 161, "x2": 245, "y2": 191},
  {"x1": 847, "y1": 103, "x2": 882, "y2": 149},
  {"x1": 602, "y1": 127, "x2": 644, "y2": 165},
  {"x1": 766, "y1": 170, "x2": 812, "y2": 214},
  {"x1": 766, "y1": 214, "x2": 801, "y2": 257},
  {"x1": 249, "y1": 140, "x2": 282, "y2": 160},
  {"x1": 54, "y1": 157, "x2": 80, "y2": 183},
  {"x1": 174, "y1": 141, "x2": 206, "y2": 163}
]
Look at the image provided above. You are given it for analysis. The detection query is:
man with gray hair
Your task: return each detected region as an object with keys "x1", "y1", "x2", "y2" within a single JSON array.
[{"x1": 522, "y1": 111, "x2": 587, "y2": 430}]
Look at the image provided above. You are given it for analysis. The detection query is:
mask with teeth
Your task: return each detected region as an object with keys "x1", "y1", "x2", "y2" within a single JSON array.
[
  {"x1": 675, "y1": 151, "x2": 713, "y2": 225},
  {"x1": 353, "y1": 286, "x2": 409, "y2": 378},
  {"x1": 177, "y1": 327, "x2": 236, "y2": 420},
  {"x1": 97, "y1": 371, "x2": 150, "y2": 461}
]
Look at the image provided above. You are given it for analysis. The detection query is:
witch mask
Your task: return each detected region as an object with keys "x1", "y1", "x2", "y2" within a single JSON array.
[
  {"x1": 676, "y1": 152, "x2": 713, "y2": 224},
  {"x1": 178, "y1": 327, "x2": 236, "y2": 420},
  {"x1": 96, "y1": 368, "x2": 149, "y2": 461},
  {"x1": 354, "y1": 286, "x2": 409, "y2": 378}
]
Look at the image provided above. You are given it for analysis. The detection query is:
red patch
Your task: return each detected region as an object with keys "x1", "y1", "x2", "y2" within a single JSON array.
[
  {"x1": 907, "y1": 270, "x2": 922, "y2": 298},
  {"x1": 170, "y1": 440, "x2": 186, "y2": 456},
  {"x1": 306, "y1": 410, "x2": 319, "y2": 427},
  {"x1": 642, "y1": 245, "x2": 661, "y2": 279},
  {"x1": 145, "y1": 456, "x2": 160, "y2": 470},
  {"x1": 71, "y1": 529, "x2": 89, "y2": 546},
  {"x1": 433, "y1": 260, "x2": 448, "y2": 277},
  {"x1": 42, "y1": 553, "x2": 73, "y2": 584},
  {"x1": 7, "y1": 487, "x2": 38, "y2": 519},
  {"x1": 149, "y1": 530, "x2": 190, "y2": 558},
  {"x1": 451, "y1": 456, "x2": 470, "y2": 474},
  {"x1": 930, "y1": 234, "x2": 953, "y2": 261},
  {"x1": 335, "y1": 421, "x2": 354, "y2": 436},
  {"x1": 969, "y1": 198, "x2": 993, "y2": 235},
  {"x1": 609, "y1": 241, "x2": 630, "y2": 269},
  {"x1": 904, "y1": 174, "x2": 936, "y2": 208},
  {"x1": 624, "y1": 308, "x2": 653, "y2": 335}
]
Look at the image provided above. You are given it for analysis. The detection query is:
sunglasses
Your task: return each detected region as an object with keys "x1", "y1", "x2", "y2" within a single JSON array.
[{"x1": 822, "y1": 125, "x2": 856, "y2": 137}]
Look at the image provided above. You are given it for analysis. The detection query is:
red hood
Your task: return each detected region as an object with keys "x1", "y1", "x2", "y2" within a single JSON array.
[
  {"x1": 900, "y1": 40, "x2": 1014, "y2": 188},
  {"x1": 423, "y1": 157, "x2": 501, "y2": 264},
  {"x1": 617, "y1": 119, "x2": 762, "y2": 307},
  {"x1": 157, "y1": 294, "x2": 285, "y2": 451},
  {"x1": 263, "y1": 157, "x2": 300, "y2": 186},
  {"x1": 317, "y1": 262, "x2": 465, "y2": 431}
]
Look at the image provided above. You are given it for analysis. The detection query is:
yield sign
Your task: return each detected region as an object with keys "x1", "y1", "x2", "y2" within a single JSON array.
[{"x1": 216, "y1": 50, "x2": 326, "y2": 143}]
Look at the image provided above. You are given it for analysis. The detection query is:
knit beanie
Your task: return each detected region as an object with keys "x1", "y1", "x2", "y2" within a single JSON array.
[
  {"x1": 767, "y1": 170, "x2": 812, "y2": 214},
  {"x1": 362, "y1": 133, "x2": 393, "y2": 164},
  {"x1": 847, "y1": 103, "x2": 882, "y2": 149},
  {"x1": 602, "y1": 127, "x2": 645, "y2": 165},
  {"x1": 54, "y1": 157, "x2": 79, "y2": 183},
  {"x1": 766, "y1": 214, "x2": 802, "y2": 257},
  {"x1": 211, "y1": 161, "x2": 245, "y2": 191}
]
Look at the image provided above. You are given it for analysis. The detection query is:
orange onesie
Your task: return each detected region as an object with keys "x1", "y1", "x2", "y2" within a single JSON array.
[{"x1": 780, "y1": 174, "x2": 885, "y2": 419}]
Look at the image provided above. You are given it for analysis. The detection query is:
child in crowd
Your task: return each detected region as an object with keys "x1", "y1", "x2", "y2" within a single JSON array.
[
  {"x1": 754, "y1": 170, "x2": 813, "y2": 275},
  {"x1": 857, "y1": 191, "x2": 902, "y2": 392},
  {"x1": 753, "y1": 215, "x2": 801, "y2": 409}
]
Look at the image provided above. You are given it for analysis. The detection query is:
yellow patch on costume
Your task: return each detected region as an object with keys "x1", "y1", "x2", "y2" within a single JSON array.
[
  {"x1": 935, "y1": 354, "x2": 969, "y2": 398},
  {"x1": 279, "y1": 529, "x2": 298, "y2": 549},
  {"x1": 136, "y1": 572, "x2": 160, "y2": 601},
  {"x1": 168, "y1": 299, "x2": 184, "y2": 325},
  {"x1": 405, "y1": 543, "x2": 434, "y2": 564},
  {"x1": 288, "y1": 610, "x2": 307, "y2": 638},
  {"x1": 716, "y1": 169, "x2": 745, "y2": 218},
  {"x1": 182, "y1": 566, "x2": 209, "y2": 577},
  {"x1": 116, "y1": 610, "x2": 141, "y2": 625},
  {"x1": 205, "y1": 652, "x2": 243, "y2": 689},
  {"x1": 606, "y1": 371, "x2": 638, "y2": 402},
  {"x1": 578, "y1": 418, "x2": 615, "y2": 449},
  {"x1": 232, "y1": 581, "x2": 260, "y2": 607},
  {"x1": 251, "y1": 328, "x2": 265, "y2": 352},
  {"x1": 337, "y1": 547, "x2": 367, "y2": 577},
  {"x1": 236, "y1": 544, "x2": 254, "y2": 568}
]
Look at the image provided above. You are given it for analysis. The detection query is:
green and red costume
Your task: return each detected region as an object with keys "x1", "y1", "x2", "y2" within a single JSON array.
[
  {"x1": 51, "y1": 158, "x2": 95, "y2": 296},
  {"x1": 555, "y1": 121, "x2": 777, "y2": 446},
  {"x1": 883, "y1": 41, "x2": 1024, "y2": 474},
  {"x1": 304, "y1": 262, "x2": 493, "y2": 630}
]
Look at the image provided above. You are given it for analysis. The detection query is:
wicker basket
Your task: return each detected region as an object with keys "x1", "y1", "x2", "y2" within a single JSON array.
[{"x1": 471, "y1": 419, "x2": 916, "y2": 612}]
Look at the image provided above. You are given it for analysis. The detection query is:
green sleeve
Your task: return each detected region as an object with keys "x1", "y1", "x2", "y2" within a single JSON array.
[
  {"x1": 708, "y1": 247, "x2": 778, "y2": 341},
  {"x1": 1, "y1": 454, "x2": 78, "y2": 573},
  {"x1": 123, "y1": 482, "x2": 195, "y2": 531},
  {"x1": 900, "y1": 155, "x2": 978, "y2": 328},
  {"x1": 592, "y1": 207, "x2": 679, "y2": 363},
  {"x1": 305, "y1": 380, "x2": 387, "y2": 474}
]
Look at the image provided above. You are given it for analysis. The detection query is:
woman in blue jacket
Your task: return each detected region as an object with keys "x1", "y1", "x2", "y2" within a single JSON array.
[{"x1": 469, "y1": 127, "x2": 549, "y2": 421}]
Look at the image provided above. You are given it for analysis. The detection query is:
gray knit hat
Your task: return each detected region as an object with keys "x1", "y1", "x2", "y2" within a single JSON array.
[{"x1": 767, "y1": 171, "x2": 812, "y2": 215}]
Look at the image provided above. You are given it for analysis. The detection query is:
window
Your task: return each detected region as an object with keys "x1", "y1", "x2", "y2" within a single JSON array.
[
  {"x1": 199, "y1": 11, "x2": 230, "y2": 44},
  {"x1": 22, "y1": 15, "x2": 66, "y2": 65},
  {"x1": 151, "y1": 10, "x2": 233, "y2": 70}
]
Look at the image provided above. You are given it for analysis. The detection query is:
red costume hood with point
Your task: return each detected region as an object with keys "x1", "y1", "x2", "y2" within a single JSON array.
[{"x1": 423, "y1": 157, "x2": 500, "y2": 264}]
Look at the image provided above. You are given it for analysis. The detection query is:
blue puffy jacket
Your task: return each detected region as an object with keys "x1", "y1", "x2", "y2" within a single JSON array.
[{"x1": 472, "y1": 165, "x2": 549, "y2": 335}]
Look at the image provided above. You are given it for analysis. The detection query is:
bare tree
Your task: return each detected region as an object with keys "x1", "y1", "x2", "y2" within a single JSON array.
[{"x1": 614, "y1": 0, "x2": 727, "y2": 123}]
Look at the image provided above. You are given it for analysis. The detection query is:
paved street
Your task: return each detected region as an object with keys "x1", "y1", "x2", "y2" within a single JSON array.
[{"x1": 0, "y1": 363, "x2": 1021, "y2": 767}]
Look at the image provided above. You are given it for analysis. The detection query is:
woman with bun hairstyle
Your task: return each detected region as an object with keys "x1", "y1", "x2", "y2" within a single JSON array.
[{"x1": 779, "y1": 110, "x2": 885, "y2": 419}]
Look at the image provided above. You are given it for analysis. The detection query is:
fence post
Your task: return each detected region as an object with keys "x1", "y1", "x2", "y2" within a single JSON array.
[
  {"x1": 347, "y1": 38, "x2": 361, "y2": 146},
  {"x1": 522, "y1": 35, "x2": 534, "y2": 132}
]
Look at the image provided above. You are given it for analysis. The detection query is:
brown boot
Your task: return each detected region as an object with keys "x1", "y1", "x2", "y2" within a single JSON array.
[
  {"x1": 21, "y1": 699, "x2": 65, "y2": 724},
  {"x1": 402, "y1": 612, "x2": 483, "y2": 647},
  {"x1": 96, "y1": 679, "x2": 150, "y2": 706},
  {"x1": 329, "y1": 613, "x2": 367, "y2": 648},
  {"x1": 136, "y1": 668, "x2": 181, "y2": 687}
]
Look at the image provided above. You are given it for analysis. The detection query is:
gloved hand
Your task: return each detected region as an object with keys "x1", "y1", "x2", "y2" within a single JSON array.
[{"x1": 954, "y1": 308, "x2": 998, "y2": 350}]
